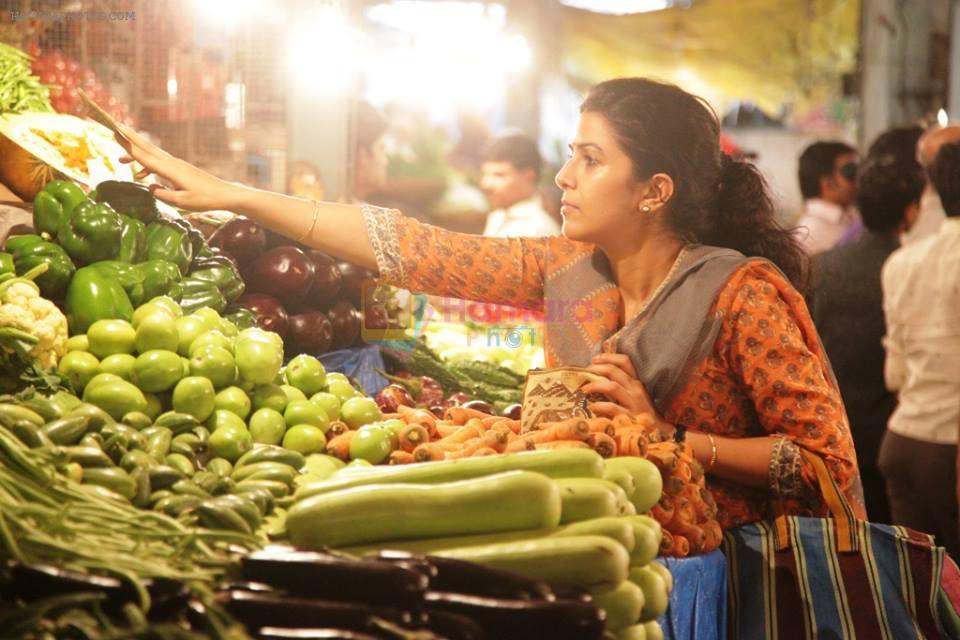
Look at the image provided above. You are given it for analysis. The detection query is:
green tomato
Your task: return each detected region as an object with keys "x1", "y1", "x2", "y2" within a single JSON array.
[
  {"x1": 349, "y1": 425, "x2": 393, "y2": 464},
  {"x1": 172, "y1": 376, "x2": 216, "y2": 422},
  {"x1": 133, "y1": 350, "x2": 184, "y2": 393},
  {"x1": 87, "y1": 319, "x2": 136, "y2": 359},
  {"x1": 309, "y1": 392, "x2": 341, "y2": 422},
  {"x1": 303, "y1": 453, "x2": 346, "y2": 478},
  {"x1": 284, "y1": 355, "x2": 327, "y2": 395},
  {"x1": 283, "y1": 424, "x2": 327, "y2": 455},
  {"x1": 147, "y1": 296, "x2": 183, "y2": 319},
  {"x1": 84, "y1": 373, "x2": 124, "y2": 394},
  {"x1": 132, "y1": 302, "x2": 175, "y2": 329},
  {"x1": 82, "y1": 377, "x2": 148, "y2": 420},
  {"x1": 188, "y1": 330, "x2": 233, "y2": 357},
  {"x1": 57, "y1": 351, "x2": 100, "y2": 391},
  {"x1": 143, "y1": 393, "x2": 163, "y2": 420},
  {"x1": 234, "y1": 331, "x2": 284, "y2": 385},
  {"x1": 205, "y1": 408, "x2": 248, "y2": 433},
  {"x1": 175, "y1": 315, "x2": 207, "y2": 356},
  {"x1": 325, "y1": 372, "x2": 350, "y2": 386},
  {"x1": 252, "y1": 383, "x2": 288, "y2": 413},
  {"x1": 207, "y1": 423, "x2": 253, "y2": 462},
  {"x1": 215, "y1": 386, "x2": 252, "y2": 419},
  {"x1": 340, "y1": 396, "x2": 383, "y2": 430},
  {"x1": 280, "y1": 384, "x2": 308, "y2": 404},
  {"x1": 218, "y1": 318, "x2": 238, "y2": 337},
  {"x1": 326, "y1": 379, "x2": 356, "y2": 403},
  {"x1": 189, "y1": 346, "x2": 237, "y2": 389},
  {"x1": 98, "y1": 353, "x2": 137, "y2": 382},
  {"x1": 135, "y1": 312, "x2": 180, "y2": 354},
  {"x1": 192, "y1": 308, "x2": 224, "y2": 331},
  {"x1": 284, "y1": 400, "x2": 329, "y2": 431},
  {"x1": 66, "y1": 334, "x2": 89, "y2": 352},
  {"x1": 248, "y1": 407, "x2": 287, "y2": 445}
]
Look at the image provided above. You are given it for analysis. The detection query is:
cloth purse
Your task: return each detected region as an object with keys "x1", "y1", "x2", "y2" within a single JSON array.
[
  {"x1": 519, "y1": 366, "x2": 607, "y2": 433},
  {"x1": 723, "y1": 449, "x2": 960, "y2": 639}
]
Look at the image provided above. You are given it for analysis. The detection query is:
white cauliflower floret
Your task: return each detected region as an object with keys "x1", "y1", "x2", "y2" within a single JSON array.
[{"x1": 0, "y1": 282, "x2": 68, "y2": 368}]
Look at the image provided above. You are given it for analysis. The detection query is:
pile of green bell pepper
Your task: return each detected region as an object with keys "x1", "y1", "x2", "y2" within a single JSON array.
[
  {"x1": 88, "y1": 260, "x2": 183, "y2": 308},
  {"x1": 4, "y1": 234, "x2": 75, "y2": 299},
  {"x1": 65, "y1": 265, "x2": 135, "y2": 334},
  {"x1": 93, "y1": 181, "x2": 159, "y2": 223}
]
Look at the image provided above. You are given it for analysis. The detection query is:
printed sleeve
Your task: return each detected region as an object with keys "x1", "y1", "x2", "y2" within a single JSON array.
[
  {"x1": 723, "y1": 262, "x2": 861, "y2": 509},
  {"x1": 362, "y1": 205, "x2": 569, "y2": 310}
]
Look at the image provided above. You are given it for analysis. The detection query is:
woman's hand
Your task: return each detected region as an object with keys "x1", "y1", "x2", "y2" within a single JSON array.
[
  {"x1": 114, "y1": 124, "x2": 243, "y2": 211},
  {"x1": 582, "y1": 353, "x2": 658, "y2": 418}
]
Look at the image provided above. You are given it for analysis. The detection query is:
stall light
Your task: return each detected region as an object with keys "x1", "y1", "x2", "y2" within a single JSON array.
[
  {"x1": 191, "y1": 0, "x2": 270, "y2": 29},
  {"x1": 938, "y1": 108, "x2": 949, "y2": 128},
  {"x1": 287, "y1": 4, "x2": 370, "y2": 96},
  {"x1": 367, "y1": 1, "x2": 505, "y2": 34},
  {"x1": 167, "y1": 77, "x2": 178, "y2": 98},
  {"x1": 225, "y1": 82, "x2": 246, "y2": 129},
  {"x1": 558, "y1": 0, "x2": 677, "y2": 14}
]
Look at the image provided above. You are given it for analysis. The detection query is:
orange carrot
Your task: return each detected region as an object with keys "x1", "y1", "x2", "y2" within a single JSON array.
[
  {"x1": 387, "y1": 450, "x2": 415, "y2": 465},
  {"x1": 667, "y1": 534, "x2": 691, "y2": 558},
  {"x1": 471, "y1": 447, "x2": 499, "y2": 456},
  {"x1": 612, "y1": 414, "x2": 635, "y2": 431},
  {"x1": 412, "y1": 442, "x2": 445, "y2": 462},
  {"x1": 633, "y1": 413, "x2": 656, "y2": 429},
  {"x1": 650, "y1": 494, "x2": 675, "y2": 524},
  {"x1": 438, "y1": 423, "x2": 482, "y2": 445},
  {"x1": 443, "y1": 406, "x2": 492, "y2": 425},
  {"x1": 444, "y1": 439, "x2": 495, "y2": 459},
  {"x1": 398, "y1": 424, "x2": 430, "y2": 453},
  {"x1": 520, "y1": 418, "x2": 590, "y2": 443},
  {"x1": 585, "y1": 418, "x2": 615, "y2": 436},
  {"x1": 664, "y1": 476, "x2": 687, "y2": 497},
  {"x1": 585, "y1": 432, "x2": 617, "y2": 458},
  {"x1": 673, "y1": 460, "x2": 693, "y2": 483},
  {"x1": 484, "y1": 425, "x2": 513, "y2": 452},
  {"x1": 659, "y1": 528, "x2": 675, "y2": 555},
  {"x1": 435, "y1": 422, "x2": 460, "y2": 438},
  {"x1": 325, "y1": 431, "x2": 354, "y2": 461},
  {"x1": 534, "y1": 440, "x2": 591, "y2": 450},
  {"x1": 667, "y1": 496, "x2": 696, "y2": 528},
  {"x1": 381, "y1": 412, "x2": 403, "y2": 421},
  {"x1": 614, "y1": 430, "x2": 647, "y2": 457},
  {"x1": 702, "y1": 520, "x2": 723, "y2": 552},
  {"x1": 674, "y1": 523, "x2": 707, "y2": 554},
  {"x1": 505, "y1": 438, "x2": 537, "y2": 453},
  {"x1": 397, "y1": 405, "x2": 438, "y2": 429}
]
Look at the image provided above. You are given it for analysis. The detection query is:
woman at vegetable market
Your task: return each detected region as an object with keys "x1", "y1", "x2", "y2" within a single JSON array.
[{"x1": 114, "y1": 77, "x2": 864, "y2": 529}]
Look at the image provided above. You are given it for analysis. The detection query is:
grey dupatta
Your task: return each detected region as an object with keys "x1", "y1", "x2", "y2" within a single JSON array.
[{"x1": 544, "y1": 244, "x2": 748, "y2": 415}]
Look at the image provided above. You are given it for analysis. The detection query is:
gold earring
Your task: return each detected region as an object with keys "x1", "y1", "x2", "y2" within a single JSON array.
[{"x1": 641, "y1": 205, "x2": 651, "y2": 212}]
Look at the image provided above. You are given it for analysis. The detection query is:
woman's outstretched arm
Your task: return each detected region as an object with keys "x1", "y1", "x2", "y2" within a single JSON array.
[{"x1": 115, "y1": 123, "x2": 377, "y2": 268}]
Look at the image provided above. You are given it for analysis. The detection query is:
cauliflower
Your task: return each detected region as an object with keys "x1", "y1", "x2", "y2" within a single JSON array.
[{"x1": 0, "y1": 281, "x2": 68, "y2": 368}]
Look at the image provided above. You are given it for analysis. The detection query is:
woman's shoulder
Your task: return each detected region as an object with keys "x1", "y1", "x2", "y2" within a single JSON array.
[{"x1": 716, "y1": 258, "x2": 803, "y2": 309}]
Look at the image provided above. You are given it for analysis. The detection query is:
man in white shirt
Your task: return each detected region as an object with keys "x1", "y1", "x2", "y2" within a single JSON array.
[
  {"x1": 794, "y1": 141, "x2": 859, "y2": 254},
  {"x1": 879, "y1": 140, "x2": 960, "y2": 560},
  {"x1": 902, "y1": 126, "x2": 960, "y2": 245},
  {"x1": 480, "y1": 133, "x2": 560, "y2": 238}
]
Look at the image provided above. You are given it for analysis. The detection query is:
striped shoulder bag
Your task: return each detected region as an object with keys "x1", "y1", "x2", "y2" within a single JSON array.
[{"x1": 723, "y1": 449, "x2": 960, "y2": 639}]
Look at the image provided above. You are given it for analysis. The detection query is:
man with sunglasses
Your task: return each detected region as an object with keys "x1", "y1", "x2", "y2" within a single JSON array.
[{"x1": 795, "y1": 141, "x2": 859, "y2": 254}]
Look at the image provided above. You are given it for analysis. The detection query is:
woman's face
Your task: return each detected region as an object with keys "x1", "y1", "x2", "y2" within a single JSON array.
[{"x1": 555, "y1": 111, "x2": 647, "y2": 245}]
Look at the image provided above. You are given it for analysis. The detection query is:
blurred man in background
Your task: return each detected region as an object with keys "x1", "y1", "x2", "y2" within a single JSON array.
[
  {"x1": 794, "y1": 141, "x2": 859, "y2": 253},
  {"x1": 905, "y1": 125, "x2": 960, "y2": 245},
  {"x1": 480, "y1": 133, "x2": 560, "y2": 238}
]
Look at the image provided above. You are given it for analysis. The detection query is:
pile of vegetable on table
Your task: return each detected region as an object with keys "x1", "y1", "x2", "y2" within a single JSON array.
[{"x1": 0, "y1": 173, "x2": 725, "y2": 638}]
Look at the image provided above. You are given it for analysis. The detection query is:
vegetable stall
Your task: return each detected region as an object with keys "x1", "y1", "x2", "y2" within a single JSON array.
[{"x1": 0, "y1": 40, "x2": 727, "y2": 640}]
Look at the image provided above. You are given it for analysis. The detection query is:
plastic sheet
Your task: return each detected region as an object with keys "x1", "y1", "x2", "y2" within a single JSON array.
[
  {"x1": 318, "y1": 345, "x2": 389, "y2": 397},
  {"x1": 657, "y1": 549, "x2": 727, "y2": 640}
]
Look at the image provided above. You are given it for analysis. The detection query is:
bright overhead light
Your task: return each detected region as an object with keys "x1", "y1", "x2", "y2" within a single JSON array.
[
  {"x1": 558, "y1": 0, "x2": 678, "y2": 14},
  {"x1": 938, "y1": 108, "x2": 949, "y2": 128},
  {"x1": 287, "y1": 4, "x2": 370, "y2": 97}
]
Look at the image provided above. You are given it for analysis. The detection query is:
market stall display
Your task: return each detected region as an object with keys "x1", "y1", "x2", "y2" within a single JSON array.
[{"x1": 0, "y1": 175, "x2": 697, "y2": 637}]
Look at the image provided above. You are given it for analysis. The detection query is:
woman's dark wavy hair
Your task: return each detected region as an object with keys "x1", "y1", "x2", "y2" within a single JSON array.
[{"x1": 580, "y1": 78, "x2": 809, "y2": 292}]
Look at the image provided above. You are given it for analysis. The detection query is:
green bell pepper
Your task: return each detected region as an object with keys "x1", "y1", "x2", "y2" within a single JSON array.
[
  {"x1": 57, "y1": 200, "x2": 124, "y2": 264},
  {"x1": 0, "y1": 252, "x2": 13, "y2": 276},
  {"x1": 145, "y1": 220, "x2": 193, "y2": 276},
  {"x1": 177, "y1": 277, "x2": 227, "y2": 314},
  {"x1": 6, "y1": 234, "x2": 76, "y2": 300},
  {"x1": 224, "y1": 307, "x2": 257, "y2": 331},
  {"x1": 90, "y1": 259, "x2": 182, "y2": 307},
  {"x1": 33, "y1": 180, "x2": 87, "y2": 236},
  {"x1": 187, "y1": 255, "x2": 245, "y2": 303},
  {"x1": 65, "y1": 265, "x2": 134, "y2": 334},
  {"x1": 93, "y1": 180, "x2": 159, "y2": 223},
  {"x1": 118, "y1": 215, "x2": 147, "y2": 263}
]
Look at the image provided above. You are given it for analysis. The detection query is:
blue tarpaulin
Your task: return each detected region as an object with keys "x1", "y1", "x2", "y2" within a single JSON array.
[
  {"x1": 318, "y1": 345, "x2": 389, "y2": 396},
  {"x1": 657, "y1": 549, "x2": 727, "y2": 640}
]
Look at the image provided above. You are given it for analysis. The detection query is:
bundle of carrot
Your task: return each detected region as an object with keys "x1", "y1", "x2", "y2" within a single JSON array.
[
  {"x1": 323, "y1": 405, "x2": 668, "y2": 464},
  {"x1": 646, "y1": 441, "x2": 722, "y2": 557}
]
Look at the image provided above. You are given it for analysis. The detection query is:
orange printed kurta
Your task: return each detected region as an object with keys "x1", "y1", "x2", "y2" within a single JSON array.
[{"x1": 365, "y1": 207, "x2": 864, "y2": 528}]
